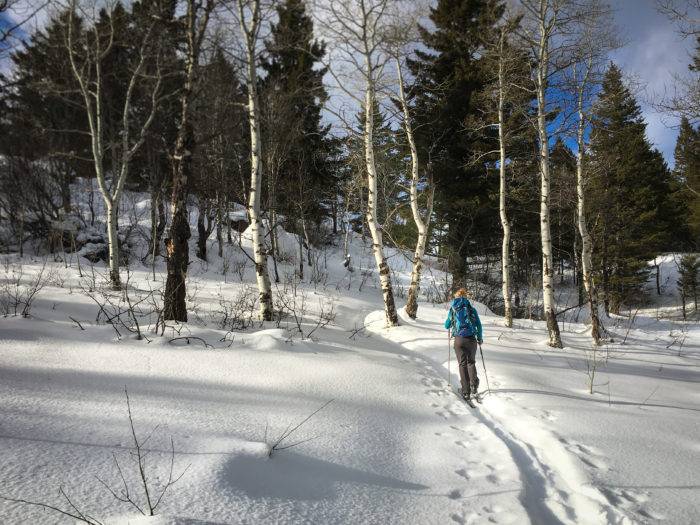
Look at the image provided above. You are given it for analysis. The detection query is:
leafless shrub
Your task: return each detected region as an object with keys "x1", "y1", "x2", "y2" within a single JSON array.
[
  {"x1": 266, "y1": 399, "x2": 334, "y2": 457},
  {"x1": 358, "y1": 267, "x2": 373, "y2": 292},
  {"x1": 215, "y1": 285, "x2": 259, "y2": 331},
  {"x1": 97, "y1": 388, "x2": 189, "y2": 516},
  {"x1": 584, "y1": 344, "x2": 603, "y2": 395},
  {"x1": 621, "y1": 308, "x2": 640, "y2": 345},
  {"x1": 309, "y1": 250, "x2": 329, "y2": 288},
  {"x1": 0, "y1": 259, "x2": 52, "y2": 317},
  {"x1": 230, "y1": 258, "x2": 248, "y2": 282},
  {"x1": 275, "y1": 250, "x2": 295, "y2": 265},
  {"x1": 392, "y1": 269, "x2": 405, "y2": 299},
  {"x1": 425, "y1": 279, "x2": 450, "y2": 305},
  {"x1": 273, "y1": 274, "x2": 336, "y2": 339},
  {"x1": 79, "y1": 270, "x2": 162, "y2": 341},
  {"x1": 668, "y1": 321, "x2": 689, "y2": 357},
  {"x1": 0, "y1": 388, "x2": 187, "y2": 522}
]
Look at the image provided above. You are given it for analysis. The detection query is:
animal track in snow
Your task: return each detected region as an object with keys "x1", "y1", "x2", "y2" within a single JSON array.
[
  {"x1": 448, "y1": 488, "x2": 462, "y2": 499},
  {"x1": 455, "y1": 468, "x2": 470, "y2": 480}
]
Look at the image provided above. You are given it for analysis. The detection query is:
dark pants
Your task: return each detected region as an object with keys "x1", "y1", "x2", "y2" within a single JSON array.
[{"x1": 454, "y1": 336, "x2": 479, "y2": 395}]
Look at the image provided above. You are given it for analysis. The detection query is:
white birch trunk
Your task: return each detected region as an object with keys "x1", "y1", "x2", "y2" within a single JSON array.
[
  {"x1": 535, "y1": 7, "x2": 562, "y2": 348},
  {"x1": 575, "y1": 64, "x2": 601, "y2": 344},
  {"x1": 497, "y1": 32, "x2": 513, "y2": 328},
  {"x1": 396, "y1": 58, "x2": 433, "y2": 320},
  {"x1": 66, "y1": 2, "x2": 161, "y2": 290},
  {"x1": 364, "y1": 61, "x2": 398, "y2": 327},
  {"x1": 239, "y1": 0, "x2": 273, "y2": 321}
]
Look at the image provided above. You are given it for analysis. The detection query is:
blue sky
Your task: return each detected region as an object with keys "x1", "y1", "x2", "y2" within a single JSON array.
[{"x1": 2, "y1": 0, "x2": 696, "y2": 166}]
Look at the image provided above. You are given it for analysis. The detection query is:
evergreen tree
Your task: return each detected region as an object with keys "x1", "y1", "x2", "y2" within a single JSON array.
[
  {"x1": 674, "y1": 117, "x2": 700, "y2": 246},
  {"x1": 408, "y1": 0, "x2": 505, "y2": 285},
  {"x1": 260, "y1": 0, "x2": 337, "y2": 233},
  {"x1": 549, "y1": 139, "x2": 578, "y2": 282},
  {"x1": 192, "y1": 49, "x2": 249, "y2": 261},
  {"x1": 4, "y1": 10, "x2": 91, "y2": 212},
  {"x1": 588, "y1": 64, "x2": 680, "y2": 313},
  {"x1": 677, "y1": 254, "x2": 699, "y2": 319},
  {"x1": 346, "y1": 101, "x2": 403, "y2": 236}
]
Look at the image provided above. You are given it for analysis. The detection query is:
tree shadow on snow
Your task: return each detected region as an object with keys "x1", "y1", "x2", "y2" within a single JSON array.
[
  {"x1": 220, "y1": 451, "x2": 428, "y2": 501},
  {"x1": 486, "y1": 388, "x2": 700, "y2": 413}
]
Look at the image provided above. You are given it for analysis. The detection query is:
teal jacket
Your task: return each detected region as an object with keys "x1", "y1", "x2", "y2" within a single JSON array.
[{"x1": 444, "y1": 297, "x2": 483, "y2": 341}]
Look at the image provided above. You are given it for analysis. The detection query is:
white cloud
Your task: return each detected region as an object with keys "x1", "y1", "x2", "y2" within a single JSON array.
[{"x1": 610, "y1": 0, "x2": 696, "y2": 166}]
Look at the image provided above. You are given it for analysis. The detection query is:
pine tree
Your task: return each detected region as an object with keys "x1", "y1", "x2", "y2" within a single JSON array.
[
  {"x1": 260, "y1": 0, "x2": 337, "y2": 234},
  {"x1": 5, "y1": 10, "x2": 91, "y2": 213},
  {"x1": 549, "y1": 139, "x2": 578, "y2": 283},
  {"x1": 589, "y1": 64, "x2": 680, "y2": 313},
  {"x1": 674, "y1": 117, "x2": 700, "y2": 247},
  {"x1": 408, "y1": 0, "x2": 504, "y2": 285},
  {"x1": 347, "y1": 100, "x2": 404, "y2": 237},
  {"x1": 192, "y1": 49, "x2": 249, "y2": 262},
  {"x1": 677, "y1": 254, "x2": 699, "y2": 319}
]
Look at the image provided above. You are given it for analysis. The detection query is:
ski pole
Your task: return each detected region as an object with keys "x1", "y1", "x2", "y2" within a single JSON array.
[
  {"x1": 447, "y1": 330, "x2": 451, "y2": 389},
  {"x1": 479, "y1": 342, "x2": 491, "y2": 394}
]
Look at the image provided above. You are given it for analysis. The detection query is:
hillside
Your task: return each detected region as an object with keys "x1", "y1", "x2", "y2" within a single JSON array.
[{"x1": 1, "y1": 211, "x2": 698, "y2": 524}]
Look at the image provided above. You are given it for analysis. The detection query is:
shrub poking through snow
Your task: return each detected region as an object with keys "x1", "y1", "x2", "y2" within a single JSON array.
[
  {"x1": 0, "y1": 388, "x2": 188, "y2": 523},
  {"x1": 0, "y1": 258, "x2": 52, "y2": 317},
  {"x1": 266, "y1": 399, "x2": 334, "y2": 457}
]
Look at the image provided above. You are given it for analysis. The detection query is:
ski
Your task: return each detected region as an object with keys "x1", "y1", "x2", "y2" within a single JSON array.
[{"x1": 452, "y1": 387, "x2": 477, "y2": 408}]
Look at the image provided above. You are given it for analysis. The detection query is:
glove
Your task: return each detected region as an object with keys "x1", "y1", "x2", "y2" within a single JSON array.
[{"x1": 477, "y1": 338, "x2": 483, "y2": 345}]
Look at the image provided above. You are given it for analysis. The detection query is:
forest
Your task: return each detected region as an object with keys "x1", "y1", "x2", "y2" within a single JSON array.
[{"x1": 0, "y1": 0, "x2": 698, "y2": 334}]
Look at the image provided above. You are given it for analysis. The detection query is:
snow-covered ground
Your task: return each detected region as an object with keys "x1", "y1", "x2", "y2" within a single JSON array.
[{"x1": 1, "y1": 209, "x2": 699, "y2": 524}]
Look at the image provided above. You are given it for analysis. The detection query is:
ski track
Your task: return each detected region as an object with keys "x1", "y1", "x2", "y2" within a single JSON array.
[{"x1": 369, "y1": 308, "x2": 644, "y2": 525}]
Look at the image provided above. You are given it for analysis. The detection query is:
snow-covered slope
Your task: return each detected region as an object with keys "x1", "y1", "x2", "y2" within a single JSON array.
[{"x1": 0, "y1": 214, "x2": 698, "y2": 524}]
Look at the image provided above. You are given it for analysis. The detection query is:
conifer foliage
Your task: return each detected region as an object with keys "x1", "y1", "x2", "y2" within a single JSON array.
[{"x1": 588, "y1": 64, "x2": 680, "y2": 313}]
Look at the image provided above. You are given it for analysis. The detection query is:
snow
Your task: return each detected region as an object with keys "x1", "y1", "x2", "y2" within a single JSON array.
[{"x1": 1, "y1": 208, "x2": 699, "y2": 524}]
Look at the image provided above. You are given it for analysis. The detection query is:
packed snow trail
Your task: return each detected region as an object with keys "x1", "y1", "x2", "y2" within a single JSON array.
[{"x1": 369, "y1": 304, "x2": 700, "y2": 525}]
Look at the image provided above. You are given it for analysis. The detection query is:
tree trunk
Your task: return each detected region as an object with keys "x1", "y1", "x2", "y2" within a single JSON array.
[
  {"x1": 164, "y1": 122, "x2": 193, "y2": 322},
  {"x1": 242, "y1": 9, "x2": 273, "y2": 321},
  {"x1": 150, "y1": 187, "x2": 160, "y2": 259},
  {"x1": 298, "y1": 226, "x2": 304, "y2": 280},
  {"x1": 105, "y1": 200, "x2": 121, "y2": 290},
  {"x1": 396, "y1": 57, "x2": 433, "y2": 321},
  {"x1": 226, "y1": 199, "x2": 233, "y2": 244},
  {"x1": 655, "y1": 260, "x2": 661, "y2": 295},
  {"x1": 363, "y1": 76, "x2": 398, "y2": 327},
  {"x1": 163, "y1": 0, "x2": 213, "y2": 321},
  {"x1": 216, "y1": 197, "x2": 224, "y2": 258},
  {"x1": 270, "y1": 212, "x2": 280, "y2": 284},
  {"x1": 497, "y1": 36, "x2": 513, "y2": 328},
  {"x1": 301, "y1": 215, "x2": 313, "y2": 266},
  {"x1": 196, "y1": 198, "x2": 208, "y2": 261},
  {"x1": 536, "y1": 23, "x2": 562, "y2": 348},
  {"x1": 575, "y1": 66, "x2": 601, "y2": 344}
]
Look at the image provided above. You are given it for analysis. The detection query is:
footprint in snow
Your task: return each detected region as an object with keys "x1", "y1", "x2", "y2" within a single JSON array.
[
  {"x1": 485, "y1": 473, "x2": 500, "y2": 485},
  {"x1": 540, "y1": 410, "x2": 558, "y2": 422},
  {"x1": 448, "y1": 488, "x2": 462, "y2": 499},
  {"x1": 455, "y1": 468, "x2": 470, "y2": 480}
]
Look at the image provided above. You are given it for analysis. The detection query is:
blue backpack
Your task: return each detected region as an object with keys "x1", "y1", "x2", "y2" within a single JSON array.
[{"x1": 451, "y1": 299, "x2": 477, "y2": 337}]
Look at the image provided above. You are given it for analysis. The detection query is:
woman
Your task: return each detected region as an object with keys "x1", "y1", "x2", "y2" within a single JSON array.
[{"x1": 444, "y1": 288, "x2": 483, "y2": 401}]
